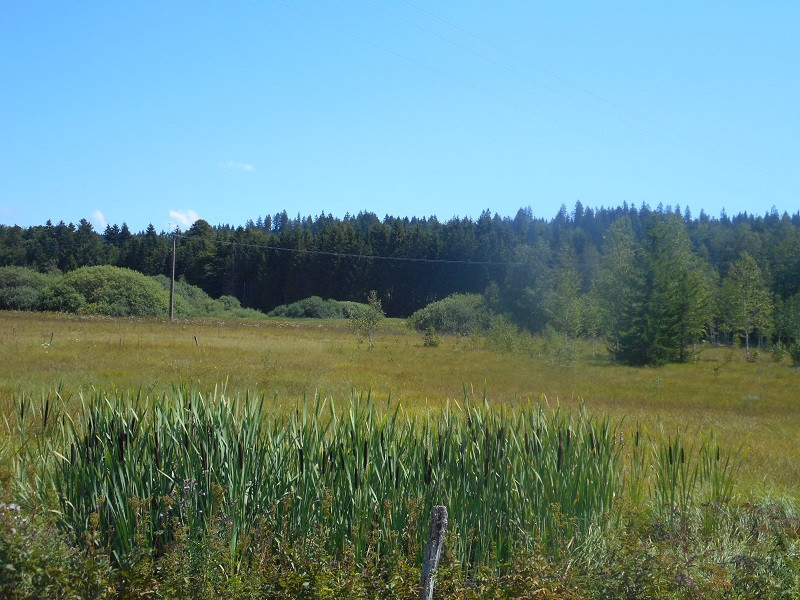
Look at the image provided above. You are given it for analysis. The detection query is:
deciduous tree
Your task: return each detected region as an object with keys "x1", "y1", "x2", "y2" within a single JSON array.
[{"x1": 720, "y1": 252, "x2": 773, "y2": 359}]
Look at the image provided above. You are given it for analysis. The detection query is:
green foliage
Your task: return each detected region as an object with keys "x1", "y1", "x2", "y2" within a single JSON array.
[
  {"x1": 268, "y1": 295, "x2": 366, "y2": 319},
  {"x1": 483, "y1": 315, "x2": 520, "y2": 352},
  {"x1": 217, "y1": 294, "x2": 241, "y2": 311},
  {"x1": 40, "y1": 279, "x2": 87, "y2": 312},
  {"x1": 4, "y1": 497, "x2": 800, "y2": 599},
  {"x1": 151, "y1": 275, "x2": 263, "y2": 319},
  {"x1": 0, "y1": 266, "x2": 52, "y2": 311},
  {"x1": 595, "y1": 218, "x2": 646, "y2": 362},
  {"x1": 350, "y1": 290, "x2": 384, "y2": 349},
  {"x1": 0, "y1": 265, "x2": 148, "y2": 315},
  {"x1": 408, "y1": 293, "x2": 495, "y2": 335},
  {"x1": 12, "y1": 389, "x2": 625, "y2": 573},
  {"x1": 58, "y1": 265, "x2": 173, "y2": 317},
  {"x1": 788, "y1": 341, "x2": 800, "y2": 367},
  {"x1": 720, "y1": 252, "x2": 773, "y2": 359},
  {"x1": 3, "y1": 204, "x2": 800, "y2": 340},
  {"x1": 497, "y1": 240, "x2": 552, "y2": 333},
  {"x1": 773, "y1": 293, "x2": 800, "y2": 344},
  {"x1": 771, "y1": 342, "x2": 787, "y2": 363},
  {"x1": 0, "y1": 285, "x2": 43, "y2": 311},
  {"x1": 646, "y1": 216, "x2": 715, "y2": 363},
  {"x1": 541, "y1": 325, "x2": 579, "y2": 366},
  {"x1": 422, "y1": 325, "x2": 440, "y2": 347},
  {"x1": 545, "y1": 245, "x2": 583, "y2": 344},
  {"x1": 587, "y1": 500, "x2": 800, "y2": 599},
  {"x1": 153, "y1": 274, "x2": 212, "y2": 317},
  {"x1": 0, "y1": 266, "x2": 51, "y2": 291},
  {"x1": 597, "y1": 215, "x2": 715, "y2": 366},
  {"x1": 11, "y1": 384, "x2": 800, "y2": 599},
  {"x1": 0, "y1": 503, "x2": 115, "y2": 599}
]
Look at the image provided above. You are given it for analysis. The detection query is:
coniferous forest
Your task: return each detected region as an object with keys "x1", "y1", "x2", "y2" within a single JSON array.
[{"x1": 2, "y1": 202, "x2": 800, "y2": 366}]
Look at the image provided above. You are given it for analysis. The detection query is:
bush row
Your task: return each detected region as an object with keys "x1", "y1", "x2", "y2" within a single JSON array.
[{"x1": 0, "y1": 266, "x2": 264, "y2": 319}]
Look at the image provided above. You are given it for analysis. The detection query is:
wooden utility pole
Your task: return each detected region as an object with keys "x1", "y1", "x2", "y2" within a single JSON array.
[{"x1": 169, "y1": 235, "x2": 176, "y2": 321}]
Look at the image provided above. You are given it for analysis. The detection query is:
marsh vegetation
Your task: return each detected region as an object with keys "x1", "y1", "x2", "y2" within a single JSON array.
[{"x1": 1, "y1": 311, "x2": 799, "y2": 597}]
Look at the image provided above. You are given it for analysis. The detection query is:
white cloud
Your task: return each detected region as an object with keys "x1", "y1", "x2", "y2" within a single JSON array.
[
  {"x1": 90, "y1": 210, "x2": 107, "y2": 230},
  {"x1": 220, "y1": 160, "x2": 255, "y2": 172},
  {"x1": 169, "y1": 209, "x2": 200, "y2": 229}
]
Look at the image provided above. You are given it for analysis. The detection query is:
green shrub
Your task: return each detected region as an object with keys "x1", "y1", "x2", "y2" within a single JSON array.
[
  {"x1": 422, "y1": 325, "x2": 440, "y2": 347},
  {"x1": 60, "y1": 266, "x2": 172, "y2": 317},
  {"x1": 407, "y1": 293, "x2": 496, "y2": 335},
  {"x1": 789, "y1": 341, "x2": 800, "y2": 367},
  {"x1": 151, "y1": 276, "x2": 264, "y2": 319},
  {"x1": 151, "y1": 275, "x2": 226, "y2": 318},
  {"x1": 0, "y1": 266, "x2": 51, "y2": 291},
  {"x1": 484, "y1": 315, "x2": 519, "y2": 352},
  {"x1": 771, "y1": 342, "x2": 787, "y2": 363},
  {"x1": 218, "y1": 294, "x2": 241, "y2": 311},
  {"x1": 269, "y1": 296, "x2": 366, "y2": 319},
  {"x1": 336, "y1": 300, "x2": 367, "y2": 319},
  {"x1": 0, "y1": 266, "x2": 52, "y2": 310},
  {"x1": 216, "y1": 295, "x2": 265, "y2": 319},
  {"x1": 0, "y1": 504, "x2": 115, "y2": 599},
  {"x1": 542, "y1": 325, "x2": 579, "y2": 366},
  {"x1": 0, "y1": 285, "x2": 43, "y2": 311},
  {"x1": 40, "y1": 280, "x2": 86, "y2": 312}
]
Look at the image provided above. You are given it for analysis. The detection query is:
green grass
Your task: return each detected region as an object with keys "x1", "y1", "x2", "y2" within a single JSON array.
[
  {"x1": 3, "y1": 309, "x2": 800, "y2": 598},
  {"x1": 1, "y1": 310, "x2": 799, "y2": 496}
]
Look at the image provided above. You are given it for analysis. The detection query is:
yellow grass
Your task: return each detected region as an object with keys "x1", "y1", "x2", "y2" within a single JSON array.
[{"x1": 1, "y1": 310, "x2": 799, "y2": 497}]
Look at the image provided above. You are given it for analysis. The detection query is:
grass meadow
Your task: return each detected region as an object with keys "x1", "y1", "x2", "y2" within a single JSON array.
[
  {"x1": 1, "y1": 310, "x2": 798, "y2": 496},
  {"x1": 3, "y1": 310, "x2": 800, "y2": 598}
]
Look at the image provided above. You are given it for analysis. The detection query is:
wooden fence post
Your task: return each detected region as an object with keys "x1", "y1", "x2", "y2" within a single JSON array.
[{"x1": 420, "y1": 505, "x2": 448, "y2": 600}]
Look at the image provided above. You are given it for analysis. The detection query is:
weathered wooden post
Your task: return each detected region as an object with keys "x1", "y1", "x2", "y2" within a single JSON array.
[{"x1": 420, "y1": 505, "x2": 448, "y2": 600}]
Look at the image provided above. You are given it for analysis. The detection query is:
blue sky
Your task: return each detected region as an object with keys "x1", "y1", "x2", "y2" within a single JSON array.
[{"x1": 1, "y1": 2, "x2": 798, "y2": 232}]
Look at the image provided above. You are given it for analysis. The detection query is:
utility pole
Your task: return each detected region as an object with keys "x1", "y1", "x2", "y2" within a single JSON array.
[{"x1": 169, "y1": 235, "x2": 176, "y2": 321}]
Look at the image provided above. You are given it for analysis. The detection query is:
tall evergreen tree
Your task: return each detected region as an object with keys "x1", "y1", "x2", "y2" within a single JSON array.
[{"x1": 645, "y1": 215, "x2": 713, "y2": 362}]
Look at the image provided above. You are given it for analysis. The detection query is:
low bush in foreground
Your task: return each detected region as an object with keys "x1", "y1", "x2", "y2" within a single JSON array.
[{"x1": 3, "y1": 495, "x2": 799, "y2": 598}]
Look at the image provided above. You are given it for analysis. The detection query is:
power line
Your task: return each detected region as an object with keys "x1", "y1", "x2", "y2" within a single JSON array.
[{"x1": 173, "y1": 233, "x2": 524, "y2": 267}]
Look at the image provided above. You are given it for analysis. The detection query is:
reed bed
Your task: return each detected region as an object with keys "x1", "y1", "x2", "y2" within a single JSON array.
[{"x1": 5, "y1": 387, "x2": 739, "y2": 573}]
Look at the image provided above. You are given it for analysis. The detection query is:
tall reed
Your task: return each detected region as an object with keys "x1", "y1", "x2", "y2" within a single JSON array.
[{"x1": 4, "y1": 387, "x2": 739, "y2": 573}]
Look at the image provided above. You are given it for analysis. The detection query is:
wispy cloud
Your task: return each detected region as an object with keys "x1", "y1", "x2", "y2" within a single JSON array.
[
  {"x1": 90, "y1": 210, "x2": 107, "y2": 230},
  {"x1": 219, "y1": 160, "x2": 255, "y2": 172},
  {"x1": 169, "y1": 209, "x2": 200, "y2": 229}
]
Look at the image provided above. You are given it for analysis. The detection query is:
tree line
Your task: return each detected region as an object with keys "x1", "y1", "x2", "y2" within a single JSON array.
[{"x1": 1, "y1": 202, "x2": 799, "y2": 364}]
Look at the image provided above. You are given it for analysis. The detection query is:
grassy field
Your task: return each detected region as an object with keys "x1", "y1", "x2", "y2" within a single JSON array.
[{"x1": 1, "y1": 309, "x2": 799, "y2": 496}]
